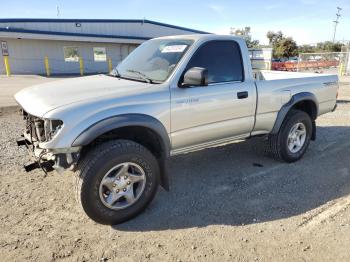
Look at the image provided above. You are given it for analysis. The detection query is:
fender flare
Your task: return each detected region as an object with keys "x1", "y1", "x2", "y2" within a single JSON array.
[
  {"x1": 72, "y1": 114, "x2": 171, "y2": 190},
  {"x1": 72, "y1": 114, "x2": 169, "y2": 151},
  {"x1": 271, "y1": 92, "x2": 318, "y2": 135}
]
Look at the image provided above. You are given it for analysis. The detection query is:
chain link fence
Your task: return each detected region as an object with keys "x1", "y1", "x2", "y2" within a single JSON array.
[
  {"x1": 297, "y1": 52, "x2": 349, "y2": 75},
  {"x1": 272, "y1": 51, "x2": 349, "y2": 76}
]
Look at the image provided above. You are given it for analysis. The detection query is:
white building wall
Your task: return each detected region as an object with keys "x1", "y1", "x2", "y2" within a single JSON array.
[
  {"x1": 0, "y1": 19, "x2": 206, "y2": 75},
  {"x1": 0, "y1": 38, "x2": 137, "y2": 75}
]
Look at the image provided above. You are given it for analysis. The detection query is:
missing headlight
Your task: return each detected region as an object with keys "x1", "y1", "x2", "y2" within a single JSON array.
[{"x1": 44, "y1": 119, "x2": 63, "y2": 141}]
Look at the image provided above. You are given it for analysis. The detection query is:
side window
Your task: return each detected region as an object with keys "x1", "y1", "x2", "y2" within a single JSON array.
[{"x1": 186, "y1": 41, "x2": 244, "y2": 83}]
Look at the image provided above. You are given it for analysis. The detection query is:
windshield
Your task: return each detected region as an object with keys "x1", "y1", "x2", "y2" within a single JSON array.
[{"x1": 115, "y1": 38, "x2": 193, "y2": 83}]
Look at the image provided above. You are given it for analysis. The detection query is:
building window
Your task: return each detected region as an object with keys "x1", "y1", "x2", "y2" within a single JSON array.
[
  {"x1": 93, "y1": 47, "x2": 107, "y2": 62},
  {"x1": 64, "y1": 46, "x2": 79, "y2": 62}
]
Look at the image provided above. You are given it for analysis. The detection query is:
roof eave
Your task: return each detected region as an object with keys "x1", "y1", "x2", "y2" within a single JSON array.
[
  {"x1": 0, "y1": 28, "x2": 149, "y2": 44},
  {"x1": 0, "y1": 18, "x2": 209, "y2": 34}
]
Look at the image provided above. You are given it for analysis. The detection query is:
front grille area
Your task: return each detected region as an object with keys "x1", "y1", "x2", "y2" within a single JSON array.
[
  {"x1": 21, "y1": 109, "x2": 63, "y2": 143},
  {"x1": 22, "y1": 110, "x2": 47, "y2": 143}
]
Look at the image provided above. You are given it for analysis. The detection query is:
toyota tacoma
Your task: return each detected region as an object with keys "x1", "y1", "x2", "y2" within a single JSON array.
[{"x1": 15, "y1": 34, "x2": 338, "y2": 225}]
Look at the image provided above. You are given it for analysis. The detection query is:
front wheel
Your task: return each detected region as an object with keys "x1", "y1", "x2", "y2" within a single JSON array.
[
  {"x1": 74, "y1": 140, "x2": 160, "y2": 225},
  {"x1": 269, "y1": 110, "x2": 312, "y2": 163}
]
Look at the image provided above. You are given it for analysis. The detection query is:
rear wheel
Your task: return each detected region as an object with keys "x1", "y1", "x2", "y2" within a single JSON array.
[
  {"x1": 269, "y1": 110, "x2": 312, "y2": 162},
  {"x1": 74, "y1": 140, "x2": 159, "y2": 225}
]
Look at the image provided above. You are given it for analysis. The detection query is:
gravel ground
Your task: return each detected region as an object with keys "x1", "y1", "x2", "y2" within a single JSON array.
[{"x1": 1, "y1": 82, "x2": 350, "y2": 262}]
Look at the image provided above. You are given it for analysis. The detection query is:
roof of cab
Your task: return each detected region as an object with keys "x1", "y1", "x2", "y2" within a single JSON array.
[{"x1": 154, "y1": 34, "x2": 245, "y2": 42}]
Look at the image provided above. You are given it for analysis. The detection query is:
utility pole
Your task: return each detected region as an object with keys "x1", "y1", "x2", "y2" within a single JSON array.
[
  {"x1": 56, "y1": 6, "x2": 60, "y2": 18},
  {"x1": 56, "y1": 0, "x2": 61, "y2": 18},
  {"x1": 332, "y1": 7, "x2": 342, "y2": 43}
]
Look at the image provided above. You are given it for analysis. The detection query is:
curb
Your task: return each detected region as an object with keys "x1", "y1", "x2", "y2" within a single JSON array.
[{"x1": 0, "y1": 105, "x2": 20, "y2": 116}]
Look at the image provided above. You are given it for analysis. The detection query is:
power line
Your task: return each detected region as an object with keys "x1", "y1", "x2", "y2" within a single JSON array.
[{"x1": 332, "y1": 6, "x2": 342, "y2": 43}]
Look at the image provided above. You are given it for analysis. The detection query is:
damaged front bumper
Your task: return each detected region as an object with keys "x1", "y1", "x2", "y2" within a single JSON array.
[
  {"x1": 17, "y1": 136, "x2": 52, "y2": 172},
  {"x1": 17, "y1": 109, "x2": 81, "y2": 174},
  {"x1": 17, "y1": 133, "x2": 80, "y2": 174}
]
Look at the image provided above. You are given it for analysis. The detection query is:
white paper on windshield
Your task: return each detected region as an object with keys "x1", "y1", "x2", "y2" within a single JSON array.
[{"x1": 161, "y1": 45, "x2": 187, "y2": 53}]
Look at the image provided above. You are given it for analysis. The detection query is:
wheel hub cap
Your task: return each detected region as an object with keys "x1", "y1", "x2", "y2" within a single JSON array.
[
  {"x1": 99, "y1": 162, "x2": 146, "y2": 210},
  {"x1": 287, "y1": 122, "x2": 307, "y2": 153},
  {"x1": 114, "y1": 176, "x2": 128, "y2": 188}
]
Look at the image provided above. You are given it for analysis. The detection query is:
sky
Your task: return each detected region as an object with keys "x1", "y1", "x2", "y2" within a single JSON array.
[{"x1": 0, "y1": 0, "x2": 349, "y2": 45}]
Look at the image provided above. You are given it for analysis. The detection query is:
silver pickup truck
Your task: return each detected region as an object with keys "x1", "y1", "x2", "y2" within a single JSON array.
[{"x1": 15, "y1": 34, "x2": 338, "y2": 225}]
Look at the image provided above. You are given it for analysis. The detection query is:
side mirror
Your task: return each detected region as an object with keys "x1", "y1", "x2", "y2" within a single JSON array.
[{"x1": 181, "y1": 67, "x2": 208, "y2": 87}]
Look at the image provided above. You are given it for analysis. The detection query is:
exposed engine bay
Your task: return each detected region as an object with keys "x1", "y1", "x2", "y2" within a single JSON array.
[{"x1": 16, "y1": 109, "x2": 79, "y2": 174}]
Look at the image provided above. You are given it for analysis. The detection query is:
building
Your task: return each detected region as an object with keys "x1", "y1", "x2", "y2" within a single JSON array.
[
  {"x1": 0, "y1": 18, "x2": 207, "y2": 75},
  {"x1": 343, "y1": 45, "x2": 350, "y2": 75},
  {"x1": 248, "y1": 48, "x2": 273, "y2": 70}
]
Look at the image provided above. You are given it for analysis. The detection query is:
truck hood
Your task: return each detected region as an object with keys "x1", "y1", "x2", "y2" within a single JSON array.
[{"x1": 14, "y1": 74, "x2": 151, "y2": 117}]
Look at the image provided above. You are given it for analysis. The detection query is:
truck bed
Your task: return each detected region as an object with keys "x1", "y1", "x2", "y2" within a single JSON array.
[
  {"x1": 251, "y1": 70, "x2": 338, "y2": 136},
  {"x1": 254, "y1": 70, "x2": 335, "y2": 81}
]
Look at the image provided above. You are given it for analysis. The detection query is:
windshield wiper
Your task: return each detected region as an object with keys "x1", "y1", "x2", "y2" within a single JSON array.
[
  {"x1": 126, "y1": 69, "x2": 154, "y2": 84},
  {"x1": 110, "y1": 68, "x2": 121, "y2": 77}
]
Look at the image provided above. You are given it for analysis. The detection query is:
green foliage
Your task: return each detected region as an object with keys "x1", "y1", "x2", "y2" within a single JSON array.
[
  {"x1": 298, "y1": 41, "x2": 344, "y2": 54},
  {"x1": 267, "y1": 31, "x2": 298, "y2": 58},
  {"x1": 316, "y1": 41, "x2": 343, "y2": 52},
  {"x1": 230, "y1": 28, "x2": 345, "y2": 59},
  {"x1": 298, "y1": 44, "x2": 315, "y2": 54},
  {"x1": 231, "y1": 27, "x2": 260, "y2": 48},
  {"x1": 275, "y1": 37, "x2": 298, "y2": 58},
  {"x1": 267, "y1": 31, "x2": 283, "y2": 46}
]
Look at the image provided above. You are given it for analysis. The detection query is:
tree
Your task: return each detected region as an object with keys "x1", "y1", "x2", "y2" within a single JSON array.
[
  {"x1": 267, "y1": 31, "x2": 283, "y2": 46},
  {"x1": 298, "y1": 44, "x2": 315, "y2": 54},
  {"x1": 266, "y1": 31, "x2": 298, "y2": 58},
  {"x1": 275, "y1": 37, "x2": 298, "y2": 58},
  {"x1": 316, "y1": 41, "x2": 343, "y2": 52},
  {"x1": 230, "y1": 27, "x2": 260, "y2": 48},
  {"x1": 298, "y1": 41, "x2": 344, "y2": 54}
]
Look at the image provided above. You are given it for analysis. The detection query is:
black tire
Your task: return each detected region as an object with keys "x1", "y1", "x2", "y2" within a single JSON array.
[
  {"x1": 74, "y1": 140, "x2": 160, "y2": 225},
  {"x1": 269, "y1": 110, "x2": 312, "y2": 163}
]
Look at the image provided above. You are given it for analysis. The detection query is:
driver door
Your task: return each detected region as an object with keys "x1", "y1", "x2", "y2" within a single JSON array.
[{"x1": 170, "y1": 40, "x2": 256, "y2": 152}]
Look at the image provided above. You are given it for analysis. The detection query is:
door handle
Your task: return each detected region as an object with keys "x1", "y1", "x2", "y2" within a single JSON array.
[{"x1": 237, "y1": 91, "x2": 248, "y2": 99}]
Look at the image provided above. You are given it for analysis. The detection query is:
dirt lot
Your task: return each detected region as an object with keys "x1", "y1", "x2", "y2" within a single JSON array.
[{"x1": 1, "y1": 81, "x2": 350, "y2": 262}]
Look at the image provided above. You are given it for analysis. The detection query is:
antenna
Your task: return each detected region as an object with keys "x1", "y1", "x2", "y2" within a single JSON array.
[{"x1": 332, "y1": 6, "x2": 342, "y2": 43}]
